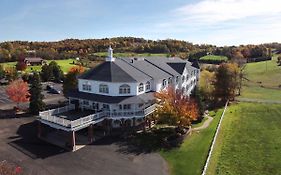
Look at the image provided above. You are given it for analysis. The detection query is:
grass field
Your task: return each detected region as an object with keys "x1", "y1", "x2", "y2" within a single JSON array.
[
  {"x1": 160, "y1": 109, "x2": 223, "y2": 175},
  {"x1": 200, "y1": 55, "x2": 228, "y2": 61},
  {"x1": 206, "y1": 102, "x2": 281, "y2": 175},
  {"x1": 1, "y1": 59, "x2": 77, "y2": 73},
  {"x1": 240, "y1": 54, "x2": 281, "y2": 100},
  {"x1": 93, "y1": 52, "x2": 168, "y2": 57}
]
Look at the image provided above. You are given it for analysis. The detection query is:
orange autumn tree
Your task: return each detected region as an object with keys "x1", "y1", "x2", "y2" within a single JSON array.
[
  {"x1": 154, "y1": 86, "x2": 199, "y2": 127},
  {"x1": 6, "y1": 79, "x2": 30, "y2": 109},
  {"x1": 69, "y1": 65, "x2": 85, "y2": 74}
]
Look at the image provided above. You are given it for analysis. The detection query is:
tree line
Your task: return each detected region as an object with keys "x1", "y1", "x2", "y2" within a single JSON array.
[{"x1": 1, "y1": 37, "x2": 279, "y2": 63}]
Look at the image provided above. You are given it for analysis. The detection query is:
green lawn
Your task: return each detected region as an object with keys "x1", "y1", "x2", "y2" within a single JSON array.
[
  {"x1": 93, "y1": 52, "x2": 168, "y2": 57},
  {"x1": 207, "y1": 102, "x2": 281, "y2": 175},
  {"x1": 1, "y1": 59, "x2": 76, "y2": 73},
  {"x1": 240, "y1": 54, "x2": 281, "y2": 100},
  {"x1": 200, "y1": 55, "x2": 228, "y2": 61},
  {"x1": 160, "y1": 109, "x2": 223, "y2": 175}
]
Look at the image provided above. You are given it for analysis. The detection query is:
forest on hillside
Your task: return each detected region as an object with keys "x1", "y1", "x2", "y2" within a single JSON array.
[{"x1": 0, "y1": 37, "x2": 280, "y2": 63}]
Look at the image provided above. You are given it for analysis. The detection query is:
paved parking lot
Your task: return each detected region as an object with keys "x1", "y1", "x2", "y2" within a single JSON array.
[
  {"x1": 0, "y1": 117, "x2": 168, "y2": 175},
  {"x1": 0, "y1": 85, "x2": 12, "y2": 104},
  {"x1": 0, "y1": 82, "x2": 65, "y2": 110}
]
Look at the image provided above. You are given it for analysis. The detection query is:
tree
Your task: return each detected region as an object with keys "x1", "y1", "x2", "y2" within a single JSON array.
[
  {"x1": 6, "y1": 79, "x2": 30, "y2": 109},
  {"x1": 41, "y1": 64, "x2": 52, "y2": 82},
  {"x1": 154, "y1": 87, "x2": 199, "y2": 127},
  {"x1": 213, "y1": 63, "x2": 239, "y2": 103},
  {"x1": 49, "y1": 61, "x2": 63, "y2": 82},
  {"x1": 40, "y1": 61, "x2": 63, "y2": 82},
  {"x1": 277, "y1": 56, "x2": 281, "y2": 66},
  {"x1": 199, "y1": 70, "x2": 215, "y2": 102},
  {"x1": 4, "y1": 66, "x2": 18, "y2": 81},
  {"x1": 0, "y1": 65, "x2": 4, "y2": 79},
  {"x1": 69, "y1": 65, "x2": 85, "y2": 74},
  {"x1": 0, "y1": 161, "x2": 22, "y2": 175},
  {"x1": 15, "y1": 56, "x2": 27, "y2": 71},
  {"x1": 29, "y1": 73, "x2": 45, "y2": 114},
  {"x1": 63, "y1": 71, "x2": 78, "y2": 96}
]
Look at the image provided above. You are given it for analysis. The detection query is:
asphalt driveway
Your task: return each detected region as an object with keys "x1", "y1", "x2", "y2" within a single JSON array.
[{"x1": 0, "y1": 117, "x2": 169, "y2": 175}]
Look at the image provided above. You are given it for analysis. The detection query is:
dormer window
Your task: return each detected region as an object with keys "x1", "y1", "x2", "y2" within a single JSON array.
[
  {"x1": 162, "y1": 79, "x2": 167, "y2": 87},
  {"x1": 182, "y1": 76, "x2": 185, "y2": 82},
  {"x1": 145, "y1": 81, "x2": 151, "y2": 91},
  {"x1": 119, "y1": 84, "x2": 130, "y2": 94},
  {"x1": 138, "y1": 83, "x2": 144, "y2": 92},
  {"x1": 168, "y1": 77, "x2": 172, "y2": 84},
  {"x1": 82, "y1": 82, "x2": 91, "y2": 91},
  {"x1": 99, "y1": 84, "x2": 109, "y2": 93}
]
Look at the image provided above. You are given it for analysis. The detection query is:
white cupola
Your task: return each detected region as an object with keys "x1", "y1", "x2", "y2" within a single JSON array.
[{"x1": 106, "y1": 46, "x2": 115, "y2": 62}]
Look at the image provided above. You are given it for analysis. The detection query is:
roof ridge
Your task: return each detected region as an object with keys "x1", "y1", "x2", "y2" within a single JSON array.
[
  {"x1": 119, "y1": 58, "x2": 154, "y2": 80},
  {"x1": 144, "y1": 58, "x2": 174, "y2": 77}
]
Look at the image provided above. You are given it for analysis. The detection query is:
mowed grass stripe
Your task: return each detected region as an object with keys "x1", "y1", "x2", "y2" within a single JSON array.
[{"x1": 207, "y1": 102, "x2": 281, "y2": 175}]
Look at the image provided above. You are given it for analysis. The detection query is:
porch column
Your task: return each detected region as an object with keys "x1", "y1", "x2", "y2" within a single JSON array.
[
  {"x1": 133, "y1": 117, "x2": 136, "y2": 127},
  {"x1": 69, "y1": 131, "x2": 76, "y2": 151},
  {"x1": 37, "y1": 121, "x2": 42, "y2": 138},
  {"x1": 121, "y1": 118, "x2": 125, "y2": 131},
  {"x1": 148, "y1": 119, "x2": 152, "y2": 129},
  {"x1": 142, "y1": 117, "x2": 146, "y2": 132},
  {"x1": 88, "y1": 124, "x2": 94, "y2": 143}
]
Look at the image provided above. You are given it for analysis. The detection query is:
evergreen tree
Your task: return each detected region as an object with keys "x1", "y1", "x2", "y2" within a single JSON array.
[
  {"x1": 29, "y1": 73, "x2": 45, "y2": 114},
  {"x1": 63, "y1": 71, "x2": 78, "y2": 96}
]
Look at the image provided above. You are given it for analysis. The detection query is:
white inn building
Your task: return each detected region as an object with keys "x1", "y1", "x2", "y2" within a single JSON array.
[{"x1": 37, "y1": 46, "x2": 200, "y2": 151}]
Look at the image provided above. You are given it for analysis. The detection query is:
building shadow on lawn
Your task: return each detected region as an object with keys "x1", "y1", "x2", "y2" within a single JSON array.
[{"x1": 8, "y1": 121, "x2": 66, "y2": 159}]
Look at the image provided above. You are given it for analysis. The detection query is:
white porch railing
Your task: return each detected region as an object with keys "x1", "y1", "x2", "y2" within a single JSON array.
[
  {"x1": 70, "y1": 112, "x2": 105, "y2": 128},
  {"x1": 39, "y1": 104, "x2": 75, "y2": 117},
  {"x1": 39, "y1": 103, "x2": 158, "y2": 129}
]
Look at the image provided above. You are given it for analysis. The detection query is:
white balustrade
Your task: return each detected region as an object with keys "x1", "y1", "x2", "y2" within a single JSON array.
[{"x1": 39, "y1": 104, "x2": 158, "y2": 129}]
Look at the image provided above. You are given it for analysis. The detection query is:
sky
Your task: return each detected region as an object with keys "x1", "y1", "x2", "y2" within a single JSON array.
[{"x1": 0, "y1": 0, "x2": 281, "y2": 46}]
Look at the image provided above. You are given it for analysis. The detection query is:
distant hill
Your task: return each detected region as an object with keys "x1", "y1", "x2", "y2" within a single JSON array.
[{"x1": 0, "y1": 37, "x2": 280, "y2": 63}]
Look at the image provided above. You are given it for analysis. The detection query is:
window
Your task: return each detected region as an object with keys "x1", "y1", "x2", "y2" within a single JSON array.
[
  {"x1": 182, "y1": 76, "x2": 185, "y2": 82},
  {"x1": 99, "y1": 84, "x2": 109, "y2": 93},
  {"x1": 162, "y1": 79, "x2": 167, "y2": 87},
  {"x1": 145, "y1": 81, "x2": 150, "y2": 91},
  {"x1": 102, "y1": 104, "x2": 109, "y2": 110},
  {"x1": 182, "y1": 87, "x2": 185, "y2": 94},
  {"x1": 82, "y1": 82, "x2": 91, "y2": 91},
  {"x1": 123, "y1": 104, "x2": 131, "y2": 110},
  {"x1": 83, "y1": 100, "x2": 89, "y2": 105},
  {"x1": 119, "y1": 84, "x2": 130, "y2": 94},
  {"x1": 138, "y1": 83, "x2": 144, "y2": 92},
  {"x1": 176, "y1": 76, "x2": 179, "y2": 83},
  {"x1": 168, "y1": 77, "x2": 172, "y2": 84}
]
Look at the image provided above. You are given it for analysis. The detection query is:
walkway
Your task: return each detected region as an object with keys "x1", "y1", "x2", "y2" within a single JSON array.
[{"x1": 192, "y1": 115, "x2": 213, "y2": 131}]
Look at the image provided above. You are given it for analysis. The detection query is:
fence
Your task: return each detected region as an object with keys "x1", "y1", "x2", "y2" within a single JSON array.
[{"x1": 202, "y1": 101, "x2": 229, "y2": 175}]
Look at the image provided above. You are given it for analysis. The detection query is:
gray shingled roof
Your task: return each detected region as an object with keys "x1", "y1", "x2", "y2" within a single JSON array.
[
  {"x1": 144, "y1": 57, "x2": 181, "y2": 76},
  {"x1": 68, "y1": 89, "x2": 155, "y2": 104},
  {"x1": 120, "y1": 57, "x2": 171, "y2": 79},
  {"x1": 167, "y1": 63, "x2": 187, "y2": 74},
  {"x1": 79, "y1": 59, "x2": 151, "y2": 82}
]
